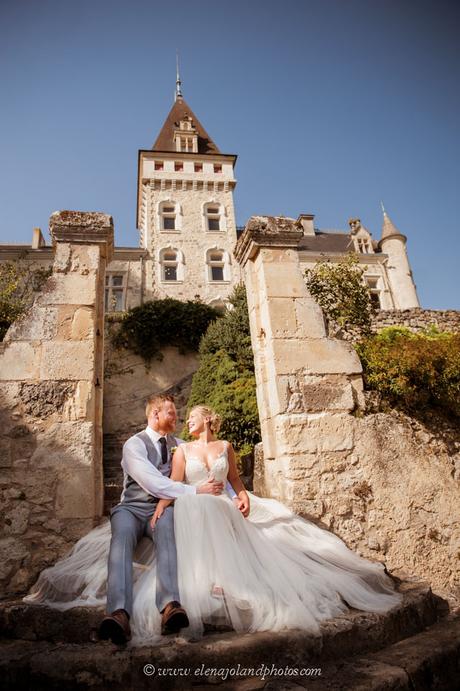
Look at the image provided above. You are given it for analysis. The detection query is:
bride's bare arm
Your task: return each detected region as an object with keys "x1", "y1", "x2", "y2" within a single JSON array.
[
  {"x1": 150, "y1": 446, "x2": 186, "y2": 527},
  {"x1": 226, "y1": 443, "x2": 250, "y2": 517}
]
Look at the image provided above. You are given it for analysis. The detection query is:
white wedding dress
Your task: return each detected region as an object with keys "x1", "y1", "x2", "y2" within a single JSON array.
[{"x1": 25, "y1": 442, "x2": 401, "y2": 645}]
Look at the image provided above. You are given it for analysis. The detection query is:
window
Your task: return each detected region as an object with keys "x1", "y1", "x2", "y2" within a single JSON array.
[
  {"x1": 154, "y1": 162, "x2": 163, "y2": 171},
  {"x1": 213, "y1": 164, "x2": 222, "y2": 173},
  {"x1": 357, "y1": 237, "x2": 372, "y2": 253},
  {"x1": 105, "y1": 274, "x2": 126, "y2": 312},
  {"x1": 206, "y1": 206, "x2": 220, "y2": 231},
  {"x1": 207, "y1": 249, "x2": 228, "y2": 282},
  {"x1": 365, "y1": 277, "x2": 381, "y2": 309},
  {"x1": 160, "y1": 248, "x2": 184, "y2": 282},
  {"x1": 174, "y1": 162, "x2": 183, "y2": 172},
  {"x1": 204, "y1": 202, "x2": 225, "y2": 232},
  {"x1": 159, "y1": 201, "x2": 177, "y2": 230},
  {"x1": 194, "y1": 163, "x2": 203, "y2": 172},
  {"x1": 162, "y1": 251, "x2": 178, "y2": 281}
]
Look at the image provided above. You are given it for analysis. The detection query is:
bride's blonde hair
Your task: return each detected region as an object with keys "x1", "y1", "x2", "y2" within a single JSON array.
[{"x1": 190, "y1": 405, "x2": 222, "y2": 434}]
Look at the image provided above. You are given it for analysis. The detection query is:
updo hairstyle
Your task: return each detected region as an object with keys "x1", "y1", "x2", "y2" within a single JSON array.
[{"x1": 190, "y1": 405, "x2": 222, "y2": 434}]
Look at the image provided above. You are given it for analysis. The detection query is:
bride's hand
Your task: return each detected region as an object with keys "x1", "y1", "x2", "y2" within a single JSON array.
[
  {"x1": 150, "y1": 504, "x2": 165, "y2": 529},
  {"x1": 234, "y1": 492, "x2": 250, "y2": 518}
]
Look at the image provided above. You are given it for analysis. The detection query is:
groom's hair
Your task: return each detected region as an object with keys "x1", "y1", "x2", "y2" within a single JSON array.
[{"x1": 145, "y1": 393, "x2": 175, "y2": 417}]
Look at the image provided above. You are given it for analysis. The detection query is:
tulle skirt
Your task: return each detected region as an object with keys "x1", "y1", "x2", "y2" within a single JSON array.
[{"x1": 24, "y1": 493, "x2": 402, "y2": 645}]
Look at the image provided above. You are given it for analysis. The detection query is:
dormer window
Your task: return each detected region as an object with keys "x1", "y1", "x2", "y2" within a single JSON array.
[{"x1": 357, "y1": 238, "x2": 372, "y2": 253}]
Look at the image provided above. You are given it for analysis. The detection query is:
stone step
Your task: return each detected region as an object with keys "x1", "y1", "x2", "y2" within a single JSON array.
[
  {"x1": 0, "y1": 590, "x2": 458, "y2": 690},
  {"x1": 0, "y1": 581, "x2": 444, "y2": 648}
]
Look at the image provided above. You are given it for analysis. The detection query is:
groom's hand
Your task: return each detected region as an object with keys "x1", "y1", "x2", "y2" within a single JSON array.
[{"x1": 197, "y1": 478, "x2": 224, "y2": 495}]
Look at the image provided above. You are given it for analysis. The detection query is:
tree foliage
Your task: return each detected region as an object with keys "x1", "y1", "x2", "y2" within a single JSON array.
[
  {"x1": 305, "y1": 254, "x2": 375, "y2": 335},
  {"x1": 0, "y1": 260, "x2": 51, "y2": 341},
  {"x1": 110, "y1": 298, "x2": 220, "y2": 361},
  {"x1": 356, "y1": 326, "x2": 460, "y2": 418},
  {"x1": 186, "y1": 284, "x2": 261, "y2": 454}
]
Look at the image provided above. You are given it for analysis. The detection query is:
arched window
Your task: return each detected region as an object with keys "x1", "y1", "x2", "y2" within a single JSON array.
[
  {"x1": 203, "y1": 202, "x2": 225, "y2": 232},
  {"x1": 159, "y1": 201, "x2": 181, "y2": 231},
  {"x1": 206, "y1": 248, "x2": 230, "y2": 282},
  {"x1": 159, "y1": 248, "x2": 184, "y2": 282}
]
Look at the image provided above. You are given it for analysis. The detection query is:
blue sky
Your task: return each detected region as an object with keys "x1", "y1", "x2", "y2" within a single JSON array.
[{"x1": 0, "y1": 0, "x2": 458, "y2": 309}]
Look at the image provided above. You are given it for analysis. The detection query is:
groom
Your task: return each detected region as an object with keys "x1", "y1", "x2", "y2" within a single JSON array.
[{"x1": 99, "y1": 393, "x2": 224, "y2": 644}]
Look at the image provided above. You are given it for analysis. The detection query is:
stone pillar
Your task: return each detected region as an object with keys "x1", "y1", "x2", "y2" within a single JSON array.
[
  {"x1": 0, "y1": 211, "x2": 113, "y2": 596},
  {"x1": 234, "y1": 216, "x2": 364, "y2": 512}
]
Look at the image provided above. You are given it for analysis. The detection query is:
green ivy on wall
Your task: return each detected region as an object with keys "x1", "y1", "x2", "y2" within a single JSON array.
[{"x1": 109, "y1": 298, "x2": 220, "y2": 361}]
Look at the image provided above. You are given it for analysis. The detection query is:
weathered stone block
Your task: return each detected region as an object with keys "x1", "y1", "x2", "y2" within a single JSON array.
[
  {"x1": 40, "y1": 341, "x2": 95, "y2": 380},
  {"x1": 0, "y1": 342, "x2": 40, "y2": 380},
  {"x1": 259, "y1": 298, "x2": 297, "y2": 338},
  {"x1": 31, "y1": 421, "x2": 94, "y2": 468},
  {"x1": 19, "y1": 382, "x2": 76, "y2": 418},
  {"x1": 70, "y1": 307, "x2": 94, "y2": 340},
  {"x1": 62, "y1": 381, "x2": 94, "y2": 421},
  {"x1": 257, "y1": 261, "x2": 306, "y2": 298},
  {"x1": 275, "y1": 413, "x2": 355, "y2": 454},
  {"x1": 55, "y1": 469, "x2": 95, "y2": 519},
  {"x1": 37, "y1": 274, "x2": 97, "y2": 306},
  {"x1": 4, "y1": 306, "x2": 58, "y2": 342},
  {"x1": 295, "y1": 374, "x2": 355, "y2": 413},
  {"x1": 294, "y1": 297, "x2": 327, "y2": 338},
  {"x1": 271, "y1": 338, "x2": 363, "y2": 375}
]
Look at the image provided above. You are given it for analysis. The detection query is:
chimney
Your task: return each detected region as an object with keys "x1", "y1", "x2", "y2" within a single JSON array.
[
  {"x1": 297, "y1": 214, "x2": 315, "y2": 236},
  {"x1": 32, "y1": 227, "x2": 46, "y2": 249}
]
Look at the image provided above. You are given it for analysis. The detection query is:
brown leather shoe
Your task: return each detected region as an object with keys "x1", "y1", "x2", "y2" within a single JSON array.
[
  {"x1": 161, "y1": 600, "x2": 189, "y2": 635},
  {"x1": 99, "y1": 609, "x2": 131, "y2": 644}
]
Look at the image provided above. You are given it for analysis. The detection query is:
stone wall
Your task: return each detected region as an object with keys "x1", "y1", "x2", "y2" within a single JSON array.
[
  {"x1": 0, "y1": 211, "x2": 113, "y2": 598},
  {"x1": 372, "y1": 308, "x2": 460, "y2": 333},
  {"x1": 236, "y1": 216, "x2": 460, "y2": 600}
]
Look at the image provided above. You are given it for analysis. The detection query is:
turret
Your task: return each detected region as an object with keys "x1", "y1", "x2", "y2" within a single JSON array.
[{"x1": 378, "y1": 204, "x2": 419, "y2": 308}]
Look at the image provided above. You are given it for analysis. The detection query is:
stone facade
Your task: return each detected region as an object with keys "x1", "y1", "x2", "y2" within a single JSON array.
[
  {"x1": 0, "y1": 212, "x2": 113, "y2": 597},
  {"x1": 236, "y1": 216, "x2": 460, "y2": 598}
]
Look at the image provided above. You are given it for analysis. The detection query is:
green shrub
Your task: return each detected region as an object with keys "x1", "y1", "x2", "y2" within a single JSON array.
[
  {"x1": 305, "y1": 254, "x2": 375, "y2": 335},
  {"x1": 356, "y1": 326, "x2": 460, "y2": 418},
  {"x1": 111, "y1": 298, "x2": 220, "y2": 361},
  {"x1": 186, "y1": 284, "x2": 261, "y2": 455}
]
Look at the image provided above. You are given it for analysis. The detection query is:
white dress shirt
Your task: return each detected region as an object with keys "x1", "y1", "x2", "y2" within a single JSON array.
[{"x1": 121, "y1": 426, "x2": 196, "y2": 500}]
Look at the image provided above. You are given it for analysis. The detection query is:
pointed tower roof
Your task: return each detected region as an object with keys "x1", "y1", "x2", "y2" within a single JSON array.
[
  {"x1": 380, "y1": 203, "x2": 407, "y2": 243},
  {"x1": 152, "y1": 97, "x2": 221, "y2": 154}
]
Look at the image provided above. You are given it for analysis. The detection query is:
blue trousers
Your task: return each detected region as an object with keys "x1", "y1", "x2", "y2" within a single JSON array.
[{"x1": 106, "y1": 504, "x2": 180, "y2": 616}]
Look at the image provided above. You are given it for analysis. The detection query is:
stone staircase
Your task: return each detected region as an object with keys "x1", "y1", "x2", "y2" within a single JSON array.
[
  {"x1": 102, "y1": 431, "x2": 128, "y2": 515},
  {"x1": 1, "y1": 580, "x2": 459, "y2": 689}
]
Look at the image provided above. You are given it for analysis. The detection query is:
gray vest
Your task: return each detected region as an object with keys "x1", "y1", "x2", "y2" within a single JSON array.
[{"x1": 114, "y1": 431, "x2": 176, "y2": 517}]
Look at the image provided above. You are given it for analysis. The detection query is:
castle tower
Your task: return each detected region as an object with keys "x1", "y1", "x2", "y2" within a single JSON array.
[
  {"x1": 136, "y1": 73, "x2": 240, "y2": 307},
  {"x1": 378, "y1": 205, "x2": 420, "y2": 308}
]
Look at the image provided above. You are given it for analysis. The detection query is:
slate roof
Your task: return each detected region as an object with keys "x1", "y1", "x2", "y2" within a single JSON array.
[
  {"x1": 298, "y1": 231, "x2": 355, "y2": 253},
  {"x1": 152, "y1": 97, "x2": 221, "y2": 154}
]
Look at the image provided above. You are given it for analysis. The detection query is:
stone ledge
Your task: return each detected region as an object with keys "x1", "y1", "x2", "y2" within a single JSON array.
[{"x1": 0, "y1": 595, "x2": 457, "y2": 690}]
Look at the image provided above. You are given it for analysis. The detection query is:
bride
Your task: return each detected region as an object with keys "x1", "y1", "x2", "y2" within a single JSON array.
[{"x1": 25, "y1": 404, "x2": 401, "y2": 645}]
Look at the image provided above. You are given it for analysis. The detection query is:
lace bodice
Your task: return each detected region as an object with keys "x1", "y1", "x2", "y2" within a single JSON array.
[{"x1": 183, "y1": 442, "x2": 229, "y2": 486}]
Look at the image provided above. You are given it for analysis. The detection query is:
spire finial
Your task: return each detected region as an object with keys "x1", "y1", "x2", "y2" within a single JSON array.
[
  {"x1": 175, "y1": 51, "x2": 183, "y2": 101},
  {"x1": 380, "y1": 200, "x2": 386, "y2": 215}
]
